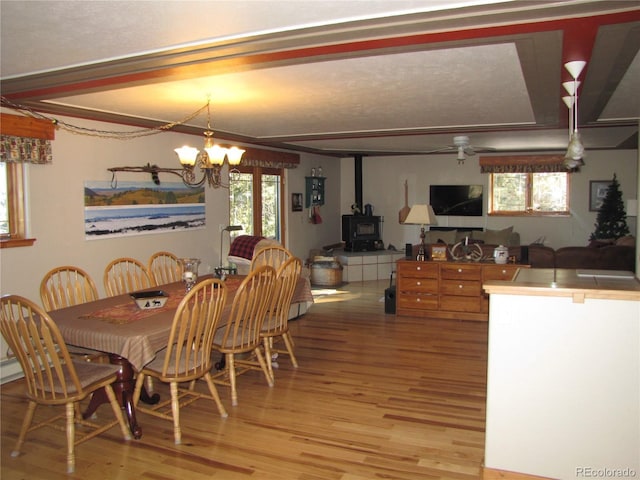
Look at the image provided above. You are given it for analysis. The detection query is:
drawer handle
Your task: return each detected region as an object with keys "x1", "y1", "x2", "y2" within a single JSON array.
[
  {"x1": 457, "y1": 268, "x2": 463, "y2": 273},
  {"x1": 416, "y1": 266, "x2": 421, "y2": 271},
  {"x1": 458, "y1": 284, "x2": 463, "y2": 289},
  {"x1": 416, "y1": 298, "x2": 421, "y2": 302},
  {"x1": 502, "y1": 269, "x2": 507, "y2": 274},
  {"x1": 416, "y1": 281, "x2": 421, "y2": 286}
]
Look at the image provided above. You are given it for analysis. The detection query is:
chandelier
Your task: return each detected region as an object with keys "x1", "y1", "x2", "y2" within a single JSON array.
[
  {"x1": 173, "y1": 101, "x2": 245, "y2": 188},
  {"x1": 562, "y1": 60, "x2": 587, "y2": 170}
]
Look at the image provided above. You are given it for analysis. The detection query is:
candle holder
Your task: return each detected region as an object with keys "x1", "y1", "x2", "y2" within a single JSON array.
[{"x1": 179, "y1": 258, "x2": 200, "y2": 292}]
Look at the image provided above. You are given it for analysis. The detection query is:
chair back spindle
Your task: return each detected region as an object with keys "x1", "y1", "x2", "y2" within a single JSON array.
[
  {"x1": 40, "y1": 265, "x2": 99, "y2": 311},
  {"x1": 148, "y1": 251, "x2": 181, "y2": 286},
  {"x1": 104, "y1": 257, "x2": 152, "y2": 297},
  {"x1": 250, "y1": 245, "x2": 292, "y2": 272}
]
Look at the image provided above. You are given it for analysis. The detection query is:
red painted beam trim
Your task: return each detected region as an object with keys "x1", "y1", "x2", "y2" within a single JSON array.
[{"x1": 8, "y1": 10, "x2": 639, "y2": 101}]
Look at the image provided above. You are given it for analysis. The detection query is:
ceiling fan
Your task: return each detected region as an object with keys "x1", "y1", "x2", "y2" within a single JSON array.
[
  {"x1": 312, "y1": 135, "x2": 494, "y2": 160},
  {"x1": 425, "y1": 135, "x2": 495, "y2": 164}
]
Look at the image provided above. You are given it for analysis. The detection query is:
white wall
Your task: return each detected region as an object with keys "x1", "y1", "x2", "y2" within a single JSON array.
[
  {"x1": 285, "y1": 154, "x2": 341, "y2": 260},
  {"x1": 340, "y1": 151, "x2": 638, "y2": 250},
  {"x1": 485, "y1": 293, "x2": 640, "y2": 478}
]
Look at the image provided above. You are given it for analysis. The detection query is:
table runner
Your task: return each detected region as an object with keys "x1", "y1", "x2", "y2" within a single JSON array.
[{"x1": 82, "y1": 277, "x2": 242, "y2": 325}]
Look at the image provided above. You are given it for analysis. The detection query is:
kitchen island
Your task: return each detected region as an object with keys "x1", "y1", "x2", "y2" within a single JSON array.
[{"x1": 482, "y1": 268, "x2": 640, "y2": 480}]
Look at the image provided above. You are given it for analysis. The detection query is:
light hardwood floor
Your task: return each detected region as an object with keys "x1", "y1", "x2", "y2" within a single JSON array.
[{"x1": 1, "y1": 280, "x2": 491, "y2": 480}]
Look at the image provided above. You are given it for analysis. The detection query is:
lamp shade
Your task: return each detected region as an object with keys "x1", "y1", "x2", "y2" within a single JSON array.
[
  {"x1": 204, "y1": 145, "x2": 227, "y2": 165},
  {"x1": 564, "y1": 60, "x2": 586, "y2": 79},
  {"x1": 403, "y1": 204, "x2": 437, "y2": 226},
  {"x1": 226, "y1": 146, "x2": 245, "y2": 165},
  {"x1": 565, "y1": 131, "x2": 584, "y2": 160},
  {"x1": 174, "y1": 146, "x2": 199, "y2": 166}
]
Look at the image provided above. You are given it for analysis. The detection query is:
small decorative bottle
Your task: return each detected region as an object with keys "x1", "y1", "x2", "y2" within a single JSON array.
[
  {"x1": 311, "y1": 167, "x2": 316, "y2": 177},
  {"x1": 318, "y1": 166, "x2": 323, "y2": 177}
]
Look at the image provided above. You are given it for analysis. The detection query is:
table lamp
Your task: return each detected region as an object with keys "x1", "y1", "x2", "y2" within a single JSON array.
[
  {"x1": 403, "y1": 204, "x2": 437, "y2": 261},
  {"x1": 219, "y1": 225, "x2": 243, "y2": 267}
]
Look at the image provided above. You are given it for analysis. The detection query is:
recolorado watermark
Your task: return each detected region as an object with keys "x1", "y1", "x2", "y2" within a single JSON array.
[{"x1": 576, "y1": 467, "x2": 637, "y2": 478}]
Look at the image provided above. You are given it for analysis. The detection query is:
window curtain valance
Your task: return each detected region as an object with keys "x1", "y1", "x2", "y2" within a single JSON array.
[
  {"x1": 239, "y1": 146, "x2": 300, "y2": 169},
  {"x1": 1, "y1": 135, "x2": 52, "y2": 164},
  {"x1": 0, "y1": 113, "x2": 55, "y2": 164},
  {"x1": 479, "y1": 154, "x2": 567, "y2": 173}
]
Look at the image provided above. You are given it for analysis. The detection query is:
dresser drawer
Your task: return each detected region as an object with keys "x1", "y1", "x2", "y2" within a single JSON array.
[
  {"x1": 482, "y1": 265, "x2": 520, "y2": 282},
  {"x1": 440, "y1": 279, "x2": 482, "y2": 297},
  {"x1": 397, "y1": 293, "x2": 439, "y2": 310},
  {"x1": 398, "y1": 277, "x2": 438, "y2": 293},
  {"x1": 440, "y1": 264, "x2": 482, "y2": 280},
  {"x1": 440, "y1": 295, "x2": 481, "y2": 312},
  {"x1": 396, "y1": 261, "x2": 439, "y2": 278}
]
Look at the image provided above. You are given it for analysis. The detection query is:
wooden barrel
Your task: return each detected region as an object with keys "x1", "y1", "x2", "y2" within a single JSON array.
[{"x1": 310, "y1": 261, "x2": 343, "y2": 286}]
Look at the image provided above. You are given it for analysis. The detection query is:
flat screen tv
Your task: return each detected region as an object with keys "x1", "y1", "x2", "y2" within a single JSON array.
[{"x1": 429, "y1": 184, "x2": 483, "y2": 216}]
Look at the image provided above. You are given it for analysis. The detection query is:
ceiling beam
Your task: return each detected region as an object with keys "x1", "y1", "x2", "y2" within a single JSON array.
[{"x1": 3, "y1": 10, "x2": 639, "y2": 102}]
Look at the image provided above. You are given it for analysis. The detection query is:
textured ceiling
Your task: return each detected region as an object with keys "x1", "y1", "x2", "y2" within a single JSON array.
[{"x1": 1, "y1": 0, "x2": 639, "y2": 158}]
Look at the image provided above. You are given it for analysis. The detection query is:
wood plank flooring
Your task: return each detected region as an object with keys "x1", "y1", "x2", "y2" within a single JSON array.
[{"x1": 1, "y1": 280, "x2": 491, "y2": 480}]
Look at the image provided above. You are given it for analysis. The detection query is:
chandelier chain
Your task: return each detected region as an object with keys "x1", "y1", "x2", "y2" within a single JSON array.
[{"x1": 1, "y1": 96, "x2": 209, "y2": 140}]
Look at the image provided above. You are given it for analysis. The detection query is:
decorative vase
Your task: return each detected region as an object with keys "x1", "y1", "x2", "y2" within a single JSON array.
[{"x1": 179, "y1": 258, "x2": 200, "y2": 292}]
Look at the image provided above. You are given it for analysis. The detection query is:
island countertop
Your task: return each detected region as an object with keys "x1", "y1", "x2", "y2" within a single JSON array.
[{"x1": 483, "y1": 267, "x2": 640, "y2": 302}]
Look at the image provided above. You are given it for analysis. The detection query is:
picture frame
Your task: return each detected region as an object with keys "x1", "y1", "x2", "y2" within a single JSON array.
[
  {"x1": 291, "y1": 192, "x2": 303, "y2": 212},
  {"x1": 430, "y1": 244, "x2": 448, "y2": 261},
  {"x1": 589, "y1": 180, "x2": 612, "y2": 211}
]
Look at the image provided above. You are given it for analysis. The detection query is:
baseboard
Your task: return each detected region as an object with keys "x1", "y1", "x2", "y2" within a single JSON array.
[
  {"x1": 482, "y1": 467, "x2": 555, "y2": 480},
  {"x1": 0, "y1": 357, "x2": 24, "y2": 384}
]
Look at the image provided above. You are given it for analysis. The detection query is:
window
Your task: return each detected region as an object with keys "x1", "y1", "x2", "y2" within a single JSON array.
[
  {"x1": 0, "y1": 161, "x2": 34, "y2": 247},
  {"x1": 489, "y1": 171, "x2": 569, "y2": 215},
  {"x1": 229, "y1": 166, "x2": 284, "y2": 241},
  {"x1": 480, "y1": 154, "x2": 570, "y2": 216},
  {"x1": 1, "y1": 113, "x2": 54, "y2": 248}
]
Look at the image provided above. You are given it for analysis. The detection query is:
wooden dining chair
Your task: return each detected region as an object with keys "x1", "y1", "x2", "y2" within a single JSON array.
[
  {"x1": 148, "y1": 251, "x2": 182, "y2": 286},
  {"x1": 249, "y1": 245, "x2": 292, "y2": 271},
  {"x1": 40, "y1": 265, "x2": 100, "y2": 310},
  {"x1": 211, "y1": 265, "x2": 276, "y2": 406},
  {"x1": 132, "y1": 278, "x2": 228, "y2": 444},
  {"x1": 103, "y1": 257, "x2": 153, "y2": 297},
  {"x1": 261, "y1": 256, "x2": 302, "y2": 382},
  {"x1": 0, "y1": 294, "x2": 131, "y2": 474},
  {"x1": 40, "y1": 265, "x2": 108, "y2": 363}
]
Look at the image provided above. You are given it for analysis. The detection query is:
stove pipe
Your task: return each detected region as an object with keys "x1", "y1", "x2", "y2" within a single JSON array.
[{"x1": 354, "y1": 154, "x2": 363, "y2": 213}]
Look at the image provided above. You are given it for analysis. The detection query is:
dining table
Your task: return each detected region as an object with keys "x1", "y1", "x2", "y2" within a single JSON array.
[
  {"x1": 48, "y1": 275, "x2": 238, "y2": 438},
  {"x1": 48, "y1": 273, "x2": 313, "y2": 439}
]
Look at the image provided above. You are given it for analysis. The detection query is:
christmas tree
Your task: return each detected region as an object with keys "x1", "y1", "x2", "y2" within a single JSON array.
[{"x1": 590, "y1": 173, "x2": 630, "y2": 241}]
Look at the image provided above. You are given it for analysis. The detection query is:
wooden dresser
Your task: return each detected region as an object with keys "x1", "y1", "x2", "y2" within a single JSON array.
[{"x1": 396, "y1": 259, "x2": 524, "y2": 321}]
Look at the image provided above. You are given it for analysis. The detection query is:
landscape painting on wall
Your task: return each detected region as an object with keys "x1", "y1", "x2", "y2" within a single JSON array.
[{"x1": 84, "y1": 181, "x2": 205, "y2": 239}]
